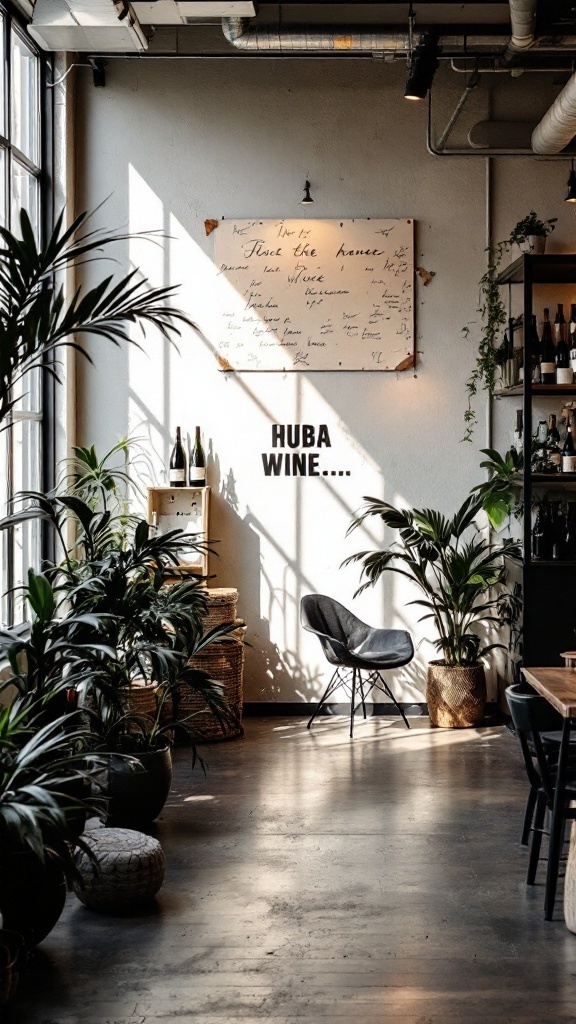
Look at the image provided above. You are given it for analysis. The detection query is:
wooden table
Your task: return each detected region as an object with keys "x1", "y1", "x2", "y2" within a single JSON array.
[
  {"x1": 521, "y1": 667, "x2": 576, "y2": 919},
  {"x1": 522, "y1": 667, "x2": 576, "y2": 718}
]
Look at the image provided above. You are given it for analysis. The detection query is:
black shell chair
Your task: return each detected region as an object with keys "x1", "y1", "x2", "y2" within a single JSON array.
[{"x1": 300, "y1": 594, "x2": 414, "y2": 737}]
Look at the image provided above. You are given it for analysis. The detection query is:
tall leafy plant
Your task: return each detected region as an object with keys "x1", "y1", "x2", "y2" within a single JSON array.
[
  {"x1": 0, "y1": 208, "x2": 193, "y2": 425},
  {"x1": 345, "y1": 493, "x2": 520, "y2": 667}
]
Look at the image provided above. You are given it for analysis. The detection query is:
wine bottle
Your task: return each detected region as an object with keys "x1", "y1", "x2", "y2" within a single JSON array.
[
  {"x1": 532, "y1": 503, "x2": 551, "y2": 560},
  {"x1": 562, "y1": 422, "x2": 576, "y2": 473},
  {"x1": 556, "y1": 304, "x2": 572, "y2": 383},
  {"x1": 531, "y1": 314, "x2": 541, "y2": 383},
  {"x1": 169, "y1": 426, "x2": 187, "y2": 487},
  {"x1": 189, "y1": 426, "x2": 206, "y2": 487},
  {"x1": 537, "y1": 419, "x2": 548, "y2": 444},
  {"x1": 501, "y1": 330, "x2": 512, "y2": 388},
  {"x1": 513, "y1": 409, "x2": 523, "y2": 453},
  {"x1": 548, "y1": 413, "x2": 560, "y2": 445},
  {"x1": 566, "y1": 502, "x2": 576, "y2": 560},
  {"x1": 554, "y1": 302, "x2": 567, "y2": 345},
  {"x1": 548, "y1": 413, "x2": 562, "y2": 470},
  {"x1": 570, "y1": 304, "x2": 576, "y2": 376},
  {"x1": 540, "y1": 308, "x2": 556, "y2": 385}
]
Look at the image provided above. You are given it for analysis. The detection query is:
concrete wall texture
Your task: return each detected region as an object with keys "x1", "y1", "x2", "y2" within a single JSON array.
[{"x1": 73, "y1": 57, "x2": 576, "y2": 703}]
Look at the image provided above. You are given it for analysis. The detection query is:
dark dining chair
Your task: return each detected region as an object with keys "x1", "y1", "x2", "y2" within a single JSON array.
[
  {"x1": 506, "y1": 681, "x2": 572, "y2": 846},
  {"x1": 506, "y1": 684, "x2": 576, "y2": 914},
  {"x1": 300, "y1": 594, "x2": 414, "y2": 738}
]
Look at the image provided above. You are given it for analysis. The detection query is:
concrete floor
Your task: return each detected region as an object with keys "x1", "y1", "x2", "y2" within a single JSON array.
[{"x1": 9, "y1": 715, "x2": 576, "y2": 1023}]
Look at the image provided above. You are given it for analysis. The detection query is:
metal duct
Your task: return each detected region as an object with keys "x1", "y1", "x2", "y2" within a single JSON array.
[
  {"x1": 29, "y1": 0, "x2": 148, "y2": 52},
  {"x1": 532, "y1": 71, "x2": 576, "y2": 153},
  {"x1": 221, "y1": 17, "x2": 509, "y2": 56},
  {"x1": 503, "y1": 0, "x2": 537, "y2": 60}
]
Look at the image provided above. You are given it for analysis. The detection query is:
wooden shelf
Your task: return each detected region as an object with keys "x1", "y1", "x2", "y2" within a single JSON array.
[
  {"x1": 495, "y1": 384, "x2": 576, "y2": 397},
  {"x1": 147, "y1": 486, "x2": 210, "y2": 576},
  {"x1": 511, "y1": 473, "x2": 576, "y2": 489},
  {"x1": 505, "y1": 554, "x2": 576, "y2": 568},
  {"x1": 496, "y1": 253, "x2": 576, "y2": 285}
]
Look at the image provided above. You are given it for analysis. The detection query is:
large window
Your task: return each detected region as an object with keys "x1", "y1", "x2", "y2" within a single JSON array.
[{"x1": 0, "y1": 10, "x2": 45, "y2": 625}]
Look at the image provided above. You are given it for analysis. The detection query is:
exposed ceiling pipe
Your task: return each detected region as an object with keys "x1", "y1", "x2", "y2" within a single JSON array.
[
  {"x1": 502, "y1": 0, "x2": 537, "y2": 62},
  {"x1": 221, "y1": 17, "x2": 510, "y2": 56},
  {"x1": 532, "y1": 72, "x2": 576, "y2": 153}
]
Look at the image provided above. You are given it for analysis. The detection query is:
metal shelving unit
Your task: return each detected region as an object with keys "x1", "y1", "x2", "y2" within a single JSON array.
[{"x1": 495, "y1": 253, "x2": 576, "y2": 665}]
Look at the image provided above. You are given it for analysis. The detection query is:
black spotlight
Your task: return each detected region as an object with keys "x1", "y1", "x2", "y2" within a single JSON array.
[
  {"x1": 566, "y1": 160, "x2": 576, "y2": 203},
  {"x1": 301, "y1": 180, "x2": 314, "y2": 205},
  {"x1": 405, "y1": 34, "x2": 440, "y2": 101}
]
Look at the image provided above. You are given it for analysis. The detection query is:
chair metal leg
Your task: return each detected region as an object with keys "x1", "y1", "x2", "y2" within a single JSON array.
[
  {"x1": 373, "y1": 672, "x2": 411, "y2": 729},
  {"x1": 350, "y1": 669, "x2": 358, "y2": 738},
  {"x1": 521, "y1": 786, "x2": 538, "y2": 847},
  {"x1": 545, "y1": 717, "x2": 573, "y2": 920},
  {"x1": 307, "y1": 669, "x2": 341, "y2": 730},
  {"x1": 358, "y1": 673, "x2": 368, "y2": 719},
  {"x1": 527, "y1": 790, "x2": 547, "y2": 885}
]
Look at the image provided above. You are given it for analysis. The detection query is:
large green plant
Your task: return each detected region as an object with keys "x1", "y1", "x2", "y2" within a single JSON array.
[
  {"x1": 0, "y1": 208, "x2": 192, "y2": 425},
  {"x1": 0, "y1": 695, "x2": 103, "y2": 868},
  {"x1": 1, "y1": 442, "x2": 239, "y2": 743},
  {"x1": 345, "y1": 493, "x2": 520, "y2": 667},
  {"x1": 0, "y1": 569, "x2": 113, "y2": 724}
]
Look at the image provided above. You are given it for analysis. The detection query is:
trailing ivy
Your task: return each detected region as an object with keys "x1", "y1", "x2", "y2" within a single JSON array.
[{"x1": 463, "y1": 240, "x2": 510, "y2": 442}]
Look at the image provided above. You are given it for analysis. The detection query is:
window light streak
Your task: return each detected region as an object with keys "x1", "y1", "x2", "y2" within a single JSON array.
[{"x1": 121, "y1": 164, "x2": 432, "y2": 703}]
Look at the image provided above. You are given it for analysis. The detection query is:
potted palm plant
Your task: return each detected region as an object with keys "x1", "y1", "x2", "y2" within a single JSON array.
[
  {"x1": 346, "y1": 493, "x2": 520, "y2": 727},
  {"x1": 0, "y1": 208, "x2": 192, "y2": 427},
  {"x1": 0, "y1": 694, "x2": 104, "y2": 947}
]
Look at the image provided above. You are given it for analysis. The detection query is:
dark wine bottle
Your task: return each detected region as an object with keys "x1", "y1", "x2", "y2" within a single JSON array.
[
  {"x1": 189, "y1": 426, "x2": 206, "y2": 487},
  {"x1": 548, "y1": 413, "x2": 560, "y2": 445},
  {"x1": 566, "y1": 502, "x2": 576, "y2": 560},
  {"x1": 562, "y1": 422, "x2": 576, "y2": 473},
  {"x1": 169, "y1": 426, "x2": 186, "y2": 487},
  {"x1": 530, "y1": 314, "x2": 541, "y2": 383},
  {"x1": 554, "y1": 302, "x2": 567, "y2": 345},
  {"x1": 556, "y1": 303, "x2": 572, "y2": 383},
  {"x1": 540, "y1": 308, "x2": 556, "y2": 385},
  {"x1": 550, "y1": 501, "x2": 563, "y2": 559},
  {"x1": 532, "y1": 503, "x2": 551, "y2": 560},
  {"x1": 570, "y1": 304, "x2": 576, "y2": 376},
  {"x1": 513, "y1": 408, "x2": 523, "y2": 453}
]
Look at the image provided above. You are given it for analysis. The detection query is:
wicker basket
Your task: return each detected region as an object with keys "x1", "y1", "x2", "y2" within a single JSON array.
[
  {"x1": 426, "y1": 661, "x2": 486, "y2": 728},
  {"x1": 119, "y1": 681, "x2": 159, "y2": 719},
  {"x1": 202, "y1": 588, "x2": 238, "y2": 632},
  {"x1": 176, "y1": 637, "x2": 245, "y2": 741}
]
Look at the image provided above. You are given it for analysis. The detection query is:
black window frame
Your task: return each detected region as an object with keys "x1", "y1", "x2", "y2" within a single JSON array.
[{"x1": 1, "y1": 0, "x2": 54, "y2": 625}]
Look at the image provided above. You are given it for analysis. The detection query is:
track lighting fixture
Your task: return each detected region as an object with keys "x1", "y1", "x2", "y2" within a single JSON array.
[
  {"x1": 566, "y1": 160, "x2": 576, "y2": 203},
  {"x1": 404, "y1": 33, "x2": 440, "y2": 102},
  {"x1": 301, "y1": 180, "x2": 314, "y2": 205}
]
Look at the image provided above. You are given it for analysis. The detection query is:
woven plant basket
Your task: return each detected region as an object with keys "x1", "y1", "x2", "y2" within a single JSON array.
[
  {"x1": 175, "y1": 637, "x2": 245, "y2": 741},
  {"x1": 426, "y1": 661, "x2": 486, "y2": 728},
  {"x1": 119, "y1": 681, "x2": 159, "y2": 718},
  {"x1": 202, "y1": 588, "x2": 239, "y2": 632}
]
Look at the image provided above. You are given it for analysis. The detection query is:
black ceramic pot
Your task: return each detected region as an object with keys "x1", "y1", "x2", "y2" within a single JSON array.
[
  {"x1": 0, "y1": 848, "x2": 67, "y2": 948},
  {"x1": 105, "y1": 739, "x2": 173, "y2": 825}
]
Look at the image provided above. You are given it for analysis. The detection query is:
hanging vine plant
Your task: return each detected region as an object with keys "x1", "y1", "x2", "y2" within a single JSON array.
[{"x1": 462, "y1": 239, "x2": 510, "y2": 443}]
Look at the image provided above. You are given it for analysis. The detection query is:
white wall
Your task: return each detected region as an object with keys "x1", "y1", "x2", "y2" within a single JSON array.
[{"x1": 74, "y1": 58, "x2": 576, "y2": 703}]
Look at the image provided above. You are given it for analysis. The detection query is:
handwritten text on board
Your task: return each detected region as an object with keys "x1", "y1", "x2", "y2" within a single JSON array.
[{"x1": 213, "y1": 218, "x2": 414, "y2": 371}]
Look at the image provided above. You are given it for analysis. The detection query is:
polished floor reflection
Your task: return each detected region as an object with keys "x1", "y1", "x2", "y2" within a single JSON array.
[{"x1": 10, "y1": 715, "x2": 576, "y2": 1023}]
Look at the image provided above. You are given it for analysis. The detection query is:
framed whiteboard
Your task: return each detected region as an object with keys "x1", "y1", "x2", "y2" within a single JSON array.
[{"x1": 212, "y1": 218, "x2": 414, "y2": 372}]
